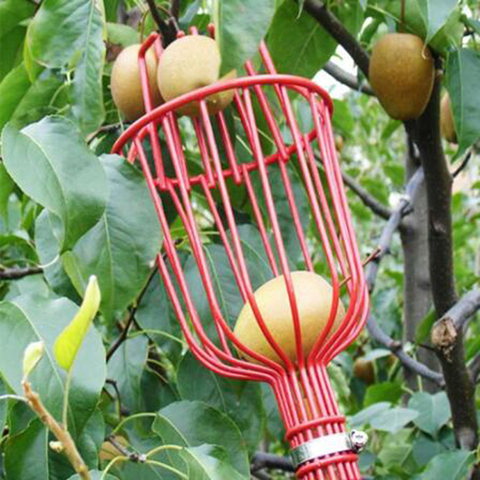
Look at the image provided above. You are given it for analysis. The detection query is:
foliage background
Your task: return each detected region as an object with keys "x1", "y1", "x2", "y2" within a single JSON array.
[{"x1": 0, "y1": 0, "x2": 480, "y2": 479}]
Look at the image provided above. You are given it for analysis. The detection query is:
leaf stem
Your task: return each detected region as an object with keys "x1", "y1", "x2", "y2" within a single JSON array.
[
  {"x1": 146, "y1": 459, "x2": 188, "y2": 479},
  {"x1": 146, "y1": 444, "x2": 183, "y2": 458},
  {"x1": 62, "y1": 368, "x2": 73, "y2": 429},
  {"x1": 111, "y1": 412, "x2": 157, "y2": 436}
]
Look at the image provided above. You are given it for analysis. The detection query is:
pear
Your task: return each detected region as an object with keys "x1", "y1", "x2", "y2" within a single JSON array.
[
  {"x1": 234, "y1": 271, "x2": 345, "y2": 364},
  {"x1": 111, "y1": 44, "x2": 162, "y2": 121},
  {"x1": 440, "y1": 93, "x2": 457, "y2": 143},
  {"x1": 157, "y1": 35, "x2": 236, "y2": 117},
  {"x1": 369, "y1": 33, "x2": 434, "y2": 121}
]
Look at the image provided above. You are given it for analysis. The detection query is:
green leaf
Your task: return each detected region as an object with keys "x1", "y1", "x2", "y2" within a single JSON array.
[
  {"x1": 0, "y1": 162, "x2": 14, "y2": 218},
  {"x1": 76, "y1": 409, "x2": 106, "y2": 469},
  {"x1": 0, "y1": 376, "x2": 7, "y2": 434},
  {"x1": 54, "y1": 275, "x2": 101, "y2": 371},
  {"x1": 68, "y1": 471, "x2": 119, "y2": 480},
  {"x1": 364, "y1": 381, "x2": 403, "y2": 407},
  {"x1": 107, "y1": 336, "x2": 149, "y2": 413},
  {"x1": 177, "y1": 352, "x2": 264, "y2": 452},
  {"x1": 370, "y1": 407, "x2": 418, "y2": 434},
  {"x1": 70, "y1": 0, "x2": 105, "y2": 134},
  {"x1": 446, "y1": 48, "x2": 480, "y2": 158},
  {"x1": 153, "y1": 400, "x2": 250, "y2": 477},
  {"x1": 267, "y1": 1, "x2": 337, "y2": 78},
  {"x1": 408, "y1": 392, "x2": 451, "y2": 436},
  {"x1": 106, "y1": 22, "x2": 140, "y2": 47},
  {"x1": 1, "y1": 116, "x2": 108, "y2": 250},
  {"x1": 420, "y1": 450, "x2": 474, "y2": 480},
  {"x1": 349, "y1": 402, "x2": 392, "y2": 428},
  {"x1": 417, "y1": 0, "x2": 459, "y2": 44},
  {"x1": 27, "y1": 0, "x2": 103, "y2": 68},
  {"x1": 412, "y1": 433, "x2": 448, "y2": 467},
  {"x1": 180, "y1": 445, "x2": 248, "y2": 480},
  {"x1": 0, "y1": 64, "x2": 30, "y2": 132},
  {"x1": 35, "y1": 210, "x2": 79, "y2": 300},
  {"x1": 0, "y1": 295, "x2": 106, "y2": 436},
  {"x1": 415, "y1": 308, "x2": 436, "y2": 343},
  {"x1": 62, "y1": 154, "x2": 162, "y2": 322},
  {"x1": 4, "y1": 420, "x2": 49, "y2": 480},
  {"x1": 0, "y1": 0, "x2": 34, "y2": 82},
  {"x1": 377, "y1": 428, "x2": 413, "y2": 470},
  {"x1": 214, "y1": 0, "x2": 275, "y2": 75}
]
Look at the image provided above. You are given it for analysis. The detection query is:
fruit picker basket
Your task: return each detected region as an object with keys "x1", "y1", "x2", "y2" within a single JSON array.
[{"x1": 112, "y1": 26, "x2": 370, "y2": 480}]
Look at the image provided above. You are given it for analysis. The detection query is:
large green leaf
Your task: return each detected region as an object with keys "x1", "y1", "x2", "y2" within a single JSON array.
[
  {"x1": 0, "y1": 0, "x2": 34, "y2": 81},
  {"x1": 214, "y1": 0, "x2": 275, "y2": 75},
  {"x1": 408, "y1": 392, "x2": 451, "y2": 436},
  {"x1": 35, "y1": 210, "x2": 79, "y2": 300},
  {"x1": 26, "y1": 0, "x2": 105, "y2": 133},
  {"x1": 0, "y1": 295, "x2": 106, "y2": 436},
  {"x1": 267, "y1": 1, "x2": 337, "y2": 78},
  {"x1": 180, "y1": 445, "x2": 248, "y2": 480},
  {"x1": 27, "y1": 0, "x2": 102, "y2": 68},
  {"x1": 62, "y1": 155, "x2": 162, "y2": 322},
  {"x1": 387, "y1": 1, "x2": 462, "y2": 52},
  {"x1": 370, "y1": 407, "x2": 419, "y2": 434},
  {"x1": 420, "y1": 450, "x2": 474, "y2": 480},
  {"x1": 0, "y1": 64, "x2": 30, "y2": 132},
  {"x1": 69, "y1": 0, "x2": 105, "y2": 134},
  {"x1": 4, "y1": 420, "x2": 49, "y2": 480},
  {"x1": 107, "y1": 336, "x2": 149, "y2": 414},
  {"x1": 153, "y1": 400, "x2": 249, "y2": 478},
  {"x1": 0, "y1": 376, "x2": 7, "y2": 435},
  {"x1": 0, "y1": 162, "x2": 14, "y2": 218},
  {"x1": 177, "y1": 352, "x2": 265, "y2": 452},
  {"x1": 446, "y1": 48, "x2": 480, "y2": 158},
  {"x1": 1, "y1": 116, "x2": 108, "y2": 250},
  {"x1": 68, "y1": 472, "x2": 119, "y2": 480}
]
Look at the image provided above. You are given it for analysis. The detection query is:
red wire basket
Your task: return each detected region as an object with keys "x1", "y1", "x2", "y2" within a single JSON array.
[{"x1": 112, "y1": 27, "x2": 370, "y2": 480}]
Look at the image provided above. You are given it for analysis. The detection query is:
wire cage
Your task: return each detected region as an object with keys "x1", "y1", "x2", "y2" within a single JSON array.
[{"x1": 112, "y1": 26, "x2": 370, "y2": 480}]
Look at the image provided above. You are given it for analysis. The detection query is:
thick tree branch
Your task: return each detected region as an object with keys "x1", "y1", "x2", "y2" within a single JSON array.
[
  {"x1": 170, "y1": 0, "x2": 180, "y2": 20},
  {"x1": 342, "y1": 171, "x2": 392, "y2": 220},
  {"x1": 301, "y1": 0, "x2": 370, "y2": 77},
  {"x1": 0, "y1": 267, "x2": 43, "y2": 280},
  {"x1": 408, "y1": 74, "x2": 477, "y2": 451},
  {"x1": 324, "y1": 61, "x2": 374, "y2": 96}
]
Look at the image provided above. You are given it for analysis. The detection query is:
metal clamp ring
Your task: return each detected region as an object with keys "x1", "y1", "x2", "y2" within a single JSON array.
[{"x1": 290, "y1": 430, "x2": 368, "y2": 469}]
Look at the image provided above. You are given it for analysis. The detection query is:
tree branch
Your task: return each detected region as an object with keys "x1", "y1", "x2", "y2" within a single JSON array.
[
  {"x1": 22, "y1": 380, "x2": 90, "y2": 480},
  {"x1": 301, "y1": 0, "x2": 370, "y2": 77},
  {"x1": 342, "y1": 170, "x2": 392, "y2": 220},
  {"x1": 251, "y1": 452, "x2": 294, "y2": 473},
  {"x1": 106, "y1": 267, "x2": 158, "y2": 362},
  {"x1": 0, "y1": 267, "x2": 43, "y2": 280},
  {"x1": 365, "y1": 167, "x2": 425, "y2": 292},
  {"x1": 431, "y1": 289, "x2": 480, "y2": 352},
  {"x1": 170, "y1": 0, "x2": 180, "y2": 20},
  {"x1": 407, "y1": 72, "x2": 477, "y2": 451},
  {"x1": 145, "y1": 0, "x2": 177, "y2": 45},
  {"x1": 324, "y1": 61, "x2": 374, "y2": 96}
]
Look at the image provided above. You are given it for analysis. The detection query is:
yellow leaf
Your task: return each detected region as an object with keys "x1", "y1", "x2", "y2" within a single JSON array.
[
  {"x1": 54, "y1": 276, "x2": 101, "y2": 371},
  {"x1": 23, "y1": 341, "x2": 45, "y2": 379}
]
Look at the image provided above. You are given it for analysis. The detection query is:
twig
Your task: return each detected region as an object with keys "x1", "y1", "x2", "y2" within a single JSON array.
[
  {"x1": 106, "y1": 435, "x2": 146, "y2": 463},
  {"x1": 106, "y1": 267, "x2": 158, "y2": 361},
  {"x1": 171, "y1": 0, "x2": 181, "y2": 20},
  {"x1": 145, "y1": 0, "x2": 177, "y2": 45},
  {"x1": 324, "y1": 61, "x2": 374, "y2": 96},
  {"x1": 469, "y1": 354, "x2": 480, "y2": 383},
  {"x1": 452, "y1": 150, "x2": 473, "y2": 178},
  {"x1": 22, "y1": 380, "x2": 90, "y2": 480},
  {"x1": 342, "y1": 170, "x2": 392, "y2": 220},
  {"x1": 300, "y1": 0, "x2": 370, "y2": 78},
  {"x1": 0, "y1": 267, "x2": 42, "y2": 280}
]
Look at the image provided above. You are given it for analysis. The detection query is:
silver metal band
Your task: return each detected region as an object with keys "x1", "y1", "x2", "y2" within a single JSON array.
[{"x1": 290, "y1": 430, "x2": 368, "y2": 469}]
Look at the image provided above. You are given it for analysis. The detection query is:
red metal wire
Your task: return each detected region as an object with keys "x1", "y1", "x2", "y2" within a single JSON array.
[{"x1": 112, "y1": 31, "x2": 369, "y2": 480}]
